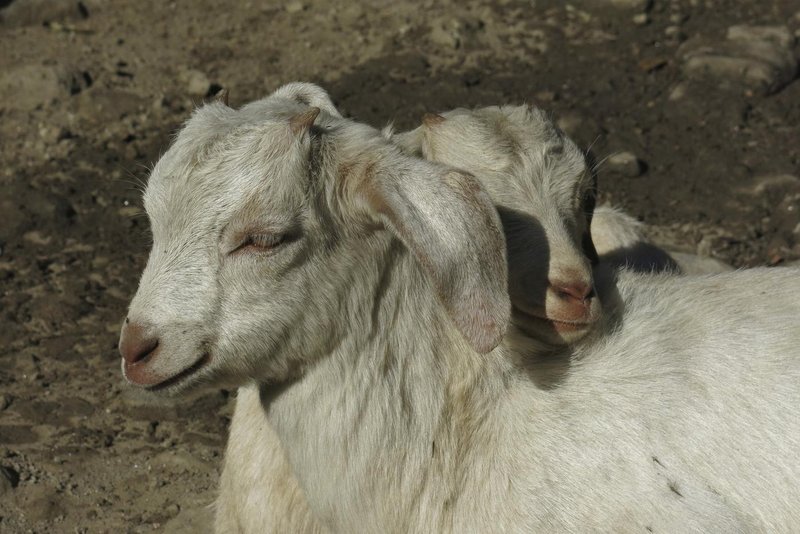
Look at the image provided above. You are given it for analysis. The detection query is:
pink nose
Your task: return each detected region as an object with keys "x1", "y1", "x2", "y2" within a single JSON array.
[
  {"x1": 119, "y1": 319, "x2": 159, "y2": 364},
  {"x1": 552, "y1": 281, "x2": 594, "y2": 305}
]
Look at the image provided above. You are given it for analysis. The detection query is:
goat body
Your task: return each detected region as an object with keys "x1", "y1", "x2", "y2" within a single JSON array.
[{"x1": 120, "y1": 85, "x2": 799, "y2": 533}]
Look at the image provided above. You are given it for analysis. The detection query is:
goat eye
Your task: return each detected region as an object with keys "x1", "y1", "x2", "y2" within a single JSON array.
[
  {"x1": 582, "y1": 188, "x2": 596, "y2": 215},
  {"x1": 231, "y1": 233, "x2": 285, "y2": 255}
]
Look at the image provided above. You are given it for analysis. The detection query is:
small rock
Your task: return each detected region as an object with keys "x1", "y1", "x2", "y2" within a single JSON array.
[
  {"x1": 165, "y1": 502, "x2": 181, "y2": 518},
  {"x1": 638, "y1": 57, "x2": 667, "y2": 72},
  {"x1": 669, "y1": 13, "x2": 687, "y2": 24},
  {"x1": 284, "y1": 1, "x2": 305, "y2": 13},
  {"x1": 679, "y1": 25, "x2": 797, "y2": 94},
  {"x1": 727, "y1": 25, "x2": 793, "y2": 48},
  {"x1": 0, "y1": 465, "x2": 19, "y2": 496},
  {"x1": 664, "y1": 25, "x2": 685, "y2": 40},
  {"x1": 22, "y1": 231, "x2": 52, "y2": 246},
  {"x1": 632, "y1": 13, "x2": 649, "y2": 25},
  {"x1": 668, "y1": 82, "x2": 689, "y2": 100},
  {"x1": 0, "y1": 0, "x2": 88, "y2": 27},
  {"x1": 0, "y1": 394, "x2": 11, "y2": 410},
  {"x1": 182, "y1": 69, "x2": 211, "y2": 97},
  {"x1": 607, "y1": 151, "x2": 645, "y2": 177},
  {"x1": 0, "y1": 65, "x2": 72, "y2": 111},
  {"x1": 534, "y1": 90, "x2": 557, "y2": 102},
  {"x1": 746, "y1": 174, "x2": 800, "y2": 195},
  {"x1": 429, "y1": 22, "x2": 460, "y2": 49}
]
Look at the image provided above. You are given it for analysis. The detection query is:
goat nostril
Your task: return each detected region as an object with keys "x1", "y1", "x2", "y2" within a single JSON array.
[
  {"x1": 126, "y1": 338, "x2": 158, "y2": 364},
  {"x1": 554, "y1": 282, "x2": 594, "y2": 303},
  {"x1": 119, "y1": 322, "x2": 160, "y2": 364}
]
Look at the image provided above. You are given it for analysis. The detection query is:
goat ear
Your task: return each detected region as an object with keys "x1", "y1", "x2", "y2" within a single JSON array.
[
  {"x1": 290, "y1": 107, "x2": 320, "y2": 135},
  {"x1": 362, "y1": 159, "x2": 510, "y2": 353}
]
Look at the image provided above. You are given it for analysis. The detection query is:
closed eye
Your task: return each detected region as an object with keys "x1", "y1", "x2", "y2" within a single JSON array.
[{"x1": 230, "y1": 233, "x2": 286, "y2": 255}]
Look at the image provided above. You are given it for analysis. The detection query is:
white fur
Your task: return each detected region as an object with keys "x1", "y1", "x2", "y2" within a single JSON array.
[
  {"x1": 223, "y1": 266, "x2": 800, "y2": 533},
  {"x1": 122, "y1": 85, "x2": 800, "y2": 533}
]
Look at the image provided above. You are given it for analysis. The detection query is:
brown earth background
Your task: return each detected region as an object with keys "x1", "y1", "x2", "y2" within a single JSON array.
[{"x1": 0, "y1": 0, "x2": 799, "y2": 532}]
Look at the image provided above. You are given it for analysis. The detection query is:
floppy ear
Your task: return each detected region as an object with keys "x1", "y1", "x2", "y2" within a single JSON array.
[{"x1": 360, "y1": 157, "x2": 510, "y2": 353}]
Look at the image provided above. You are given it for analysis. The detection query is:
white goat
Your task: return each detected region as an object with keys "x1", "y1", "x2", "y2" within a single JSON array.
[{"x1": 121, "y1": 85, "x2": 800, "y2": 533}]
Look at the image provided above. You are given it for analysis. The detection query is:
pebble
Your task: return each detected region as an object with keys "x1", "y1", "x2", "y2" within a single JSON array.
[
  {"x1": 664, "y1": 26, "x2": 685, "y2": 40},
  {"x1": 0, "y1": 394, "x2": 11, "y2": 411},
  {"x1": 679, "y1": 25, "x2": 797, "y2": 94},
  {"x1": 0, "y1": 65, "x2": 70, "y2": 111},
  {"x1": 182, "y1": 69, "x2": 211, "y2": 97},
  {"x1": 429, "y1": 19, "x2": 463, "y2": 49},
  {"x1": 0, "y1": 0, "x2": 88, "y2": 27},
  {"x1": 534, "y1": 90, "x2": 557, "y2": 102},
  {"x1": 727, "y1": 25, "x2": 793, "y2": 48},
  {"x1": 607, "y1": 151, "x2": 645, "y2": 177},
  {"x1": 745, "y1": 174, "x2": 800, "y2": 195},
  {"x1": 285, "y1": 1, "x2": 305, "y2": 13},
  {"x1": 632, "y1": 13, "x2": 649, "y2": 26},
  {"x1": 23, "y1": 230, "x2": 53, "y2": 246}
]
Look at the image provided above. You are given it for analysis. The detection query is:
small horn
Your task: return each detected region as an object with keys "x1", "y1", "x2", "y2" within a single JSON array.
[
  {"x1": 290, "y1": 107, "x2": 320, "y2": 134},
  {"x1": 215, "y1": 88, "x2": 230, "y2": 106},
  {"x1": 422, "y1": 113, "x2": 445, "y2": 127}
]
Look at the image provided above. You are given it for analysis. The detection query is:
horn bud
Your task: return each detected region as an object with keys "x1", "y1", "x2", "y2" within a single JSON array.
[
  {"x1": 422, "y1": 113, "x2": 445, "y2": 127},
  {"x1": 215, "y1": 88, "x2": 230, "y2": 106},
  {"x1": 290, "y1": 107, "x2": 321, "y2": 134}
]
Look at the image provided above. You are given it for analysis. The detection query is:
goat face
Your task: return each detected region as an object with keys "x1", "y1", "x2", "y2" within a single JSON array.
[
  {"x1": 119, "y1": 88, "x2": 510, "y2": 395},
  {"x1": 119, "y1": 99, "x2": 328, "y2": 393},
  {"x1": 414, "y1": 106, "x2": 601, "y2": 346}
]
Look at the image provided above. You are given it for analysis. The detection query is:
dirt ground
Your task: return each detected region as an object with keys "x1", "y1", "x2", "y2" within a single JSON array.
[{"x1": 0, "y1": 0, "x2": 798, "y2": 532}]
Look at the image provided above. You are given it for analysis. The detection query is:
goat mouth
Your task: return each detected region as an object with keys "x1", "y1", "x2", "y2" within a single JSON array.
[
  {"x1": 147, "y1": 353, "x2": 211, "y2": 391},
  {"x1": 124, "y1": 353, "x2": 211, "y2": 391},
  {"x1": 512, "y1": 306, "x2": 594, "y2": 332}
]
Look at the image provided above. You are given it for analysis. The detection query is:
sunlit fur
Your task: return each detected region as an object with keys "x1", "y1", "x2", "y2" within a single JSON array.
[{"x1": 125, "y1": 85, "x2": 800, "y2": 533}]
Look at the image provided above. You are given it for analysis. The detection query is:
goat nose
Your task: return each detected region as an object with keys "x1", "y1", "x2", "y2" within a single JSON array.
[
  {"x1": 119, "y1": 320, "x2": 159, "y2": 364},
  {"x1": 553, "y1": 281, "x2": 594, "y2": 304}
]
